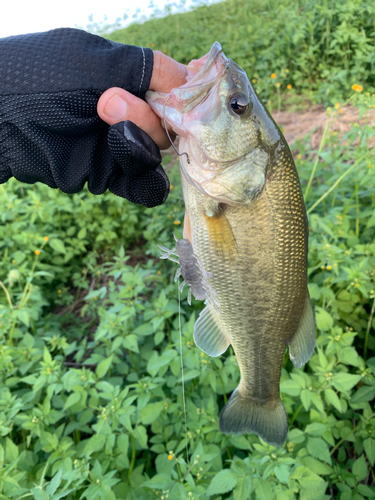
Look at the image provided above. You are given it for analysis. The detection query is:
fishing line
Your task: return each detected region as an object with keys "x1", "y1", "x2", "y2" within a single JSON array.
[
  {"x1": 162, "y1": 95, "x2": 190, "y2": 164},
  {"x1": 178, "y1": 277, "x2": 189, "y2": 463}
]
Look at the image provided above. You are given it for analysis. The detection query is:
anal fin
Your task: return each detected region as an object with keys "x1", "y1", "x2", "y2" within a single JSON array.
[
  {"x1": 194, "y1": 305, "x2": 230, "y2": 357},
  {"x1": 289, "y1": 293, "x2": 316, "y2": 368}
]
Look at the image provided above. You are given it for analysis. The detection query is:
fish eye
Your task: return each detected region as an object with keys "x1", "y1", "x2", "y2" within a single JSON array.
[{"x1": 229, "y1": 94, "x2": 249, "y2": 115}]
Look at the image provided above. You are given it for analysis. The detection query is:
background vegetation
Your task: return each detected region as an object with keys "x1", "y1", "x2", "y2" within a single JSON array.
[
  {"x1": 0, "y1": 0, "x2": 374, "y2": 498},
  {"x1": 110, "y1": 0, "x2": 375, "y2": 106}
]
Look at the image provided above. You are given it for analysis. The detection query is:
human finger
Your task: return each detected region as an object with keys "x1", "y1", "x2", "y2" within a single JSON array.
[{"x1": 97, "y1": 87, "x2": 172, "y2": 150}]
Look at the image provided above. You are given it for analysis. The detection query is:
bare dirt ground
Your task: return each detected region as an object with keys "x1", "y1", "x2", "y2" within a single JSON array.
[{"x1": 273, "y1": 104, "x2": 375, "y2": 152}]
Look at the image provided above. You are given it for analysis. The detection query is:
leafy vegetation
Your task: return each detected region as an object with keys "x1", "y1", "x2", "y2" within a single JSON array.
[
  {"x1": 109, "y1": 0, "x2": 375, "y2": 106},
  {"x1": 0, "y1": 1, "x2": 374, "y2": 499}
]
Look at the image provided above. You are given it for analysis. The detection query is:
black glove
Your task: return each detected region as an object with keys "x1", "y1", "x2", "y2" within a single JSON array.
[
  {"x1": 0, "y1": 28, "x2": 169, "y2": 208},
  {"x1": 107, "y1": 120, "x2": 169, "y2": 207}
]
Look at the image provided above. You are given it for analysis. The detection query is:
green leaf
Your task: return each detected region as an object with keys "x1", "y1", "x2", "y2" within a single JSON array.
[
  {"x1": 178, "y1": 369, "x2": 201, "y2": 382},
  {"x1": 274, "y1": 465, "x2": 290, "y2": 484},
  {"x1": 253, "y1": 478, "x2": 274, "y2": 500},
  {"x1": 366, "y1": 209, "x2": 375, "y2": 228},
  {"x1": 325, "y1": 388, "x2": 342, "y2": 412},
  {"x1": 5, "y1": 438, "x2": 18, "y2": 462},
  {"x1": 301, "y1": 388, "x2": 312, "y2": 410},
  {"x1": 302, "y1": 457, "x2": 333, "y2": 475},
  {"x1": 122, "y1": 334, "x2": 139, "y2": 353},
  {"x1": 288, "y1": 428, "x2": 306, "y2": 444},
  {"x1": 231, "y1": 459, "x2": 248, "y2": 474},
  {"x1": 311, "y1": 392, "x2": 324, "y2": 413},
  {"x1": 280, "y1": 379, "x2": 301, "y2": 396},
  {"x1": 133, "y1": 323, "x2": 155, "y2": 336},
  {"x1": 46, "y1": 468, "x2": 62, "y2": 496},
  {"x1": 142, "y1": 473, "x2": 171, "y2": 489},
  {"x1": 206, "y1": 469, "x2": 238, "y2": 496},
  {"x1": 96, "y1": 355, "x2": 113, "y2": 379},
  {"x1": 291, "y1": 466, "x2": 324, "y2": 488},
  {"x1": 84, "y1": 434, "x2": 106, "y2": 455},
  {"x1": 351, "y1": 386, "x2": 375, "y2": 404},
  {"x1": 63, "y1": 392, "x2": 81, "y2": 411},
  {"x1": 31, "y1": 489, "x2": 50, "y2": 500},
  {"x1": 338, "y1": 347, "x2": 360, "y2": 366},
  {"x1": 305, "y1": 422, "x2": 327, "y2": 436},
  {"x1": 17, "y1": 310, "x2": 30, "y2": 327},
  {"x1": 352, "y1": 454, "x2": 368, "y2": 482},
  {"x1": 133, "y1": 425, "x2": 148, "y2": 449},
  {"x1": 147, "y1": 350, "x2": 176, "y2": 376},
  {"x1": 364, "y1": 438, "x2": 375, "y2": 466},
  {"x1": 140, "y1": 402, "x2": 164, "y2": 425},
  {"x1": 357, "y1": 484, "x2": 375, "y2": 498},
  {"x1": 233, "y1": 476, "x2": 253, "y2": 500},
  {"x1": 43, "y1": 347, "x2": 52, "y2": 364},
  {"x1": 229, "y1": 435, "x2": 251, "y2": 450},
  {"x1": 78, "y1": 227, "x2": 87, "y2": 239},
  {"x1": 49, "y1": 238, "x2": 66, "y2": 254},
  {"x1": 315, "y1": 307, "x2": 333, "y2": 331},
  {"x1": 300, "y1": 481, "x2": 328, "y2": 500},
  {"x1": 307, "y1": 437, "x2": 332, "y2": 464},
  {"x1": 332, "y1": 373, "x2": 361, "y2": 392}
]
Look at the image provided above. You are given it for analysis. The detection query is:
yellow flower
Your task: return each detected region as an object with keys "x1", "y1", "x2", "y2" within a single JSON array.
[
  {"x1": 58, "y1": 289, "x2": 62, "y2": 294},
  {"x1": 201, "y1": 352, "x2": 205, "y2": 357},
  {"x1": 168, "y1": 454, "x2": 173, "y2": 460},
  {"x1": 297, "y1": 154, "x2": 302, "y2": 160},
  {"x1": 326, "y1": 265, "x2": 332, "y2": 270},
  {"x1": 271, "y1": 73, "x2": 276, "y2": 79},
  {"x1": 285, "y1": 69, "x2": 289, "y2": 73},
  {"x1": 355, "y1": 283, "x2": 360, "y2": 288},
  {"x1": 170, "y1": 185, "x2": 173, "y2": 190},
  {"x1": 287, "y1": 84, "x2": 292, "y2": 90},
  {"x1": 339, "y1": 109, "x2": 343, "y2": 113},
  {"x1": 151, "y1": 43, "x2": 155, "y2": 47},
  {"x1": 352, "y1": 84, "x2": 358, "y2": 91},
  {"x1": 43, "y1": 236, "x2": 49, "y2": 241},
  {"x1": 357, "y1": 85, "x2": 363, "y2": 92},
  {"x1": 335, "y1": 102, "x2": 340, "y2": 109},
  {"x1": 252, "y1": 78, "x2": 256, "y2": 83},
  {"x1": 157, "y1": 271, "x2": 161, "y2": 275},
  {"x1": 35, "y1": 250, "x2": 40, "y2": 255},
  {"x1": 276, "y1": 82, "x2": 280, "y2": 87},
  {"x1": 174, "y1": 221, "x2": 181, "y2": 225}
]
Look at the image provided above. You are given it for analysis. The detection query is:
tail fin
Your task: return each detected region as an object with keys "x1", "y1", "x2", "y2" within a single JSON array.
[{"x1": 219, "y1": 389, "x2": 288, "y2": 447}]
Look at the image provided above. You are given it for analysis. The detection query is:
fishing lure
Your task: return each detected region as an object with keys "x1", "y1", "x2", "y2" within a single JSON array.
[{"x1": 159, "y1": 236, "x2": 220, "y2": 314}]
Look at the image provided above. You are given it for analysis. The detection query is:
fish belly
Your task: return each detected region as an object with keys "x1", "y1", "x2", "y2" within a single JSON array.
[{"x1": 181, "y1": 156, "x2": 309, "y2": 446}]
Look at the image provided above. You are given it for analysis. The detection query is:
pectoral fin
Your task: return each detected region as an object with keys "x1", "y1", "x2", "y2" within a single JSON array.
[
  {"x1": 204, "y1": 205, "x2": 238, "y2": 261},
  {"x1": 289, "y1": 294, "x2": 316, "y2": 368},
  {"x1": 194, "y1": 305, "x2": 230, "y2": 357},
  {"x1": 183, "y1": 210, "x2": 192, "y2": 242}
]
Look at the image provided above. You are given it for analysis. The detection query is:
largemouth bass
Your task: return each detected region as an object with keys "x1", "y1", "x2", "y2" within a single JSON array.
[{"x1": 146, "y1": 42, "x2": 315, "y2": 447}]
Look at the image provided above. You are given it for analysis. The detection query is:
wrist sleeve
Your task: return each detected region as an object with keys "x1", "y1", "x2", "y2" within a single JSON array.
[{"x1": 0, "y1": 28, "x2": 155, "y2": 196}]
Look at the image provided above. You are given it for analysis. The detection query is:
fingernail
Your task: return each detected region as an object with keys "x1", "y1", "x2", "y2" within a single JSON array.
[{"x1": 104, "y1": 94, "x2": 128, "y2": 119}]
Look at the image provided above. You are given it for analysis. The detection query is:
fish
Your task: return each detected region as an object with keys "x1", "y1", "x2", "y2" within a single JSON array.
[{"x1": 146, "y1": 42, "x2": 315, "y2": 447}]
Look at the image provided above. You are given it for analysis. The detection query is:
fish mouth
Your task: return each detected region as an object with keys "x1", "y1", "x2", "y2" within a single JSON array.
[{"x1": 168, "y1": 42, "x2": 228, "y2": 114}]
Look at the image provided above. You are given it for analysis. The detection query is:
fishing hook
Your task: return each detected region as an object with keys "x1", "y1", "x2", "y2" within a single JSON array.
[{"x1": 163, "y1": 95, "x2": 190, "y2": 164}]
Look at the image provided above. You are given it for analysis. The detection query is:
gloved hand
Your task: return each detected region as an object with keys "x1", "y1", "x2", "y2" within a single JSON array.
[
  {"x1": 107, "y1": 120, "x2": 168, "y2": 207},
  {"x1": 0, "y1": 28, "x2": 190, "y2": 208}
]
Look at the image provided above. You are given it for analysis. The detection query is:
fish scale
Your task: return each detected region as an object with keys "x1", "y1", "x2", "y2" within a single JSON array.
[{"x1": 147, "y1": 41, "x2": 316, "y2": 446}]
